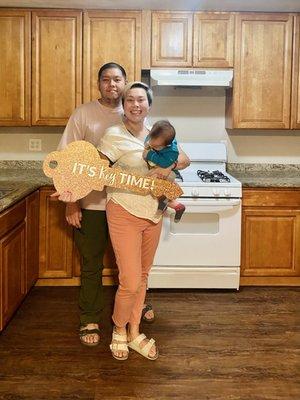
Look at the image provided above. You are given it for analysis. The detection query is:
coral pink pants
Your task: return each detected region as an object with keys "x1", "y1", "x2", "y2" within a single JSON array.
[{"x1": 106, "y1": 201, "x2": 162, "y2": 327}]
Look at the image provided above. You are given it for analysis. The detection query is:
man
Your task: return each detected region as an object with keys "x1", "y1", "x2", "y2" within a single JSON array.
[{"x1": 57, "y1": 63, "x2": 154, "y2": 346}]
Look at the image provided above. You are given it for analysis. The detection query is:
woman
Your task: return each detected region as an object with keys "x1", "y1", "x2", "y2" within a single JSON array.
[{"x1": 98, "y1": 82, "x2": 189, "y2": 360}]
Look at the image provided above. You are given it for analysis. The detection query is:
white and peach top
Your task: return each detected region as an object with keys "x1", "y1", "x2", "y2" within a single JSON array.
[{"x1": 98, "y1": 123, "x2": 161, "y2": 223}]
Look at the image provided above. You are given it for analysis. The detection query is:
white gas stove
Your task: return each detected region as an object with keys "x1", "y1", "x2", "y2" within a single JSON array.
[
  {"x1": 175, "y1": 142, "x2": 242, "y2": 198},
  {"x1": 148, "y1": 142, "x2": 242, "y2": 290}
]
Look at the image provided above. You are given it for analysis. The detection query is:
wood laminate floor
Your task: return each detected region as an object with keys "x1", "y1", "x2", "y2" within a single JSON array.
[{"x1": 0, "y1": 287, "x2": 299, "y2": 400}]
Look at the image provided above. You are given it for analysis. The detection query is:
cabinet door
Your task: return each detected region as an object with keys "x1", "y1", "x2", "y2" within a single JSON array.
[
  {"x1": 291, "y1": 15, "x2": 300, "y2": 129},
  {"x1": 83, "y1": 11, "x2": 141, "y2": 102},
  {"x1": 151, "y1": 12, "x2": 193, "y2": 67},
  {"x1": 32, "y1": 10, "x2": 82, "y2": 125},
  {"x1": 39, "y1": 188, "x2": 73, "y2": 278},
  {"x1": 193, "y1": 12, "x2": 234, "y2": 68},
  {"x1": 227, "y1": 13, "x2": 293, "y2": 129},
  {"x1": 0, "y1": 10, "x2": 31, "y2": 126},
  {"x1": 0, "y1": 222, "x2": 26, "y2": 330},
  {"x1": 242, "y1": 208, "x2": 300, "y2": 277},
  {"x1": 26, "y1": 191, "x2": 39, "y2": 290}
]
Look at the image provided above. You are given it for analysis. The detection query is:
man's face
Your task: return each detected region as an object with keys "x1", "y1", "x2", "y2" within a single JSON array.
[{"x1": 97, "y1": 68, "x2": 126, "y2": 102}]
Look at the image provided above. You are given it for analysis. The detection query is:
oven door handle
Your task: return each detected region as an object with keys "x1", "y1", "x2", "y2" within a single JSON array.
[{"x1": 173, "y1": 199, "x2": 241, "y2": 213}]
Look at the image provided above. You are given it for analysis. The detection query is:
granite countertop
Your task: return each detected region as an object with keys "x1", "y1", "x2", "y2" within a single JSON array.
[
  {"x1": 0, "y1": 161, "x2": 300, "y2": 213},
  {"x1": 0, "y1": 161, "x2": 51, "y2": 212},
  {"x1": 227, "y1": 163, "x2": 300, "y2": 188}
]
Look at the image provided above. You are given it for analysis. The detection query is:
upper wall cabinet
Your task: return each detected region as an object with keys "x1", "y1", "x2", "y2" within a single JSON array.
[
  {"x1": 0, "y1": 10, "x2": 31, "y2": 126},
  {"x1": 32, "y1": 10, "x2": 82, "y2": 125},
  {"x1": 226, "y1": 13, "x2": 293, "y2": 129},
  {"x1": 151, "y1": 11, "x2": 234, "y2": 68},
  {"x1": 151, "y1": 12, "x2": 193, "y2": 67},
  {"x1": 291, "y1": 14, "x2": 300, "y2": 129},
  {"x1": 193, "y1": 12, "x2": 234, "y2": 68},
  {"x1": 83, "y1": 11, "x2": 141, "y2": 102}
]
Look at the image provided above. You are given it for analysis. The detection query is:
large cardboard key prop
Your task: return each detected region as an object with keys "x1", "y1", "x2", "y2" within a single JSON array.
[{"x1": 43, "y1": 141, "x2": 183, "y2": 201}]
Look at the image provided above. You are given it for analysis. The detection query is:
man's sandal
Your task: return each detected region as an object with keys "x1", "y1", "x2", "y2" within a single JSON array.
[
  {"x1": 142, "y1": 304, "x2": 155, "y2": 324},
  {"x1": 79, "y1": 326, "x2": 101, "y2": 347},
  {"x1": 127, "y1": 333, "x2": 159, "y2": 360},
  {"x1": 110, "y1": 328, "x2": 129, "y2": 361}
]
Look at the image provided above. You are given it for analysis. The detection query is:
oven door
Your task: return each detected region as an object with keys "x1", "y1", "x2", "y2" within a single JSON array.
[{"x1": 153, "y1": 198, "x2": 241, "y2": 267}]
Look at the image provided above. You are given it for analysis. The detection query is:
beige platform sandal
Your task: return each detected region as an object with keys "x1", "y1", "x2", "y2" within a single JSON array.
[
  {"x1": 110, "y1": 328, "x2": 129, "y2": 361},
  {"x1": 127, "y1": 333, "x2": 159, "y2": 360}
]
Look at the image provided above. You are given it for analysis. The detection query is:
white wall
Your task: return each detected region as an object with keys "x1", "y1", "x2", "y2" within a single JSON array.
[{"x1": 1, "y1": 87, "x2": 300, "y2": 163}]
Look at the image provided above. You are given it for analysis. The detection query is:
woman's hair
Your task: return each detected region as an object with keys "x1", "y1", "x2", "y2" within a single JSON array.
[
  {"x1": 98, "y1": 62, "x2": 127, "y2": 80},
  {"x1": 150, "y1": 120, "x2": 176, "y2": 146},
  {"x1": 122, "y1": 81, "x2": 153, "y2": 107}
]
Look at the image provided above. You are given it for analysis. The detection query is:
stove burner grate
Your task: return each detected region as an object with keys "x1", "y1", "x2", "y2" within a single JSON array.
[{"x1": 197, "y1": 169, "x2": 231, "y2": 183}]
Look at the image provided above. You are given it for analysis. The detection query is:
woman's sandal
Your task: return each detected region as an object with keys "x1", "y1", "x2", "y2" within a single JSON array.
[
  {"x1": 110, "y1": 328, "x2": 129, "y2": 361},
  {"x1": 79, "y1": 326, "x2": 101, "y2": 347},
  {"x1": 142, "y1": 304, "x2": 155, "y2": 324},
  {"x1": 127, "y1": 333, "x2": 159, "y2": 360}
]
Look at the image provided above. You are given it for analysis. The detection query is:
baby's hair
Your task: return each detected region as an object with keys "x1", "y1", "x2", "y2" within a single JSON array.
[{"x1": 150, "y1": 120, "x2": 176, "y2": 146}]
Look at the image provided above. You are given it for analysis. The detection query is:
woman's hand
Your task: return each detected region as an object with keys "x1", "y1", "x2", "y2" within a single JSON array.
[
  {"x1": 51, "y1": 191, "x2": 77, "y2": 203},
  {"x1": 147, "y1": 166, "x2": 173, "y2": 179}
]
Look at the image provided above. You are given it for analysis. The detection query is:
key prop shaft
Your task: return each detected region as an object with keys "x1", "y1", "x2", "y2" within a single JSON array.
[{"x1": 43, "y1": 141, "x2": 183, "y2": 201}]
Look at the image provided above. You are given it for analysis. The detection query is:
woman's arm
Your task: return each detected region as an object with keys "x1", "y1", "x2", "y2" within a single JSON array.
[{"x1": 176, "y1": 145, "x2": 190, "y2": 170}]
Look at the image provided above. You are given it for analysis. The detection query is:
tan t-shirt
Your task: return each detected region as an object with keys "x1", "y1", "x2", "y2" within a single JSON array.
[
  {"x1": 99, "y1": 123, "x2": 161, "y2": 223},
  {"x1": 57, "y1": 100, "x2": 123, "y2": 210}
]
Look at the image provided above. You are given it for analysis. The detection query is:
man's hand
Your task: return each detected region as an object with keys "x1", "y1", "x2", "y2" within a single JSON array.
[
  {"x1": 147, "y1": 166, "x2": 173, "y2": 180},
  {"x1": 65, "y1": 202, "x2": 82, "y2": 228}
]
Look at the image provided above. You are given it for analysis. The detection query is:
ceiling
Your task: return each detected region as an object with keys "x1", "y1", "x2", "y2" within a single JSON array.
[{"x1": 0, "y1": 0, "x2": 300, "y2": 12}]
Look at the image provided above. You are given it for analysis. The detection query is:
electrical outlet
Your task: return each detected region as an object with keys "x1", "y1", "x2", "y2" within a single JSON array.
[{"x1": 29, "y1": 139, "x2": 42, "y2": 151}]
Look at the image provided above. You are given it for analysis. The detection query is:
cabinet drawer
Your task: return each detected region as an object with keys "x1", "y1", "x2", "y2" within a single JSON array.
[
  {"x1": 242, "y1": 188, "x2": 300, "y2": 207},
  {"x1": 0, "y1": 200, "x2": 26, "y2": 238}
]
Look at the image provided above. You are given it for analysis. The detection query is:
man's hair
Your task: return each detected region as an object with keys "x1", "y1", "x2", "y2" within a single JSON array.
[
  {"x1": 150, "y1": 120, "x2": 176, "y2": 146},
  {"x1": 98, "y1": 62, "x2": 127, "y2": 80},
  {"x1": 122, "y1": 81, "x2": 153, "y2": 107}
]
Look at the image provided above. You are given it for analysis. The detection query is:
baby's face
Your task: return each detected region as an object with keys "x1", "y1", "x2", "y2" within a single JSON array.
[{"x1": 148, "y1": 136, "x2": 165, "y2": 151}]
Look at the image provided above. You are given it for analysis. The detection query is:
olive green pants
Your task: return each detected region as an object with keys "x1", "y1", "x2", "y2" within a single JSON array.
[{"x1": 74, "y1": 209, "x2": 108, "y2": 326}]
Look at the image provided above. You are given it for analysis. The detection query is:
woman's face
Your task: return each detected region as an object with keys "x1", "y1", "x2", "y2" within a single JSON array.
[{"x1": 123, "y1": 88, "x2": 150, "y2": 123}]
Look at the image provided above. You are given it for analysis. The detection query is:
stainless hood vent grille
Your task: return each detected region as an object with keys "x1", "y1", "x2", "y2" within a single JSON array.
[{"x1": 150, "y1": 69, "x2": 233, "y2": 87}]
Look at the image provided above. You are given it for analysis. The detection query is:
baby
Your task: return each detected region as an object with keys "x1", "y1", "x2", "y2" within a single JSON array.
[{"x1": 143, "y1": 120, "x2": 185, "y2": 223}]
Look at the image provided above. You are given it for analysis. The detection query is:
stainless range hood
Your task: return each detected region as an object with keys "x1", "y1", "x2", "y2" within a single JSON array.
[{"x1": 150, "y1": 69, "x2": 233, "y2": 87}]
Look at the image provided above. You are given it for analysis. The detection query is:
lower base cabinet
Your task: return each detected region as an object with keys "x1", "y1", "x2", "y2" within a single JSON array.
[
  {"x1": 241, "y1": 188, "x2": 300, "y2": 285},
  {"x1": 0, "y1": 201, "x2": 26, "y2": 330},
  {"x1": 38, "y1": 187, "x2": 118, "y2": 286}
]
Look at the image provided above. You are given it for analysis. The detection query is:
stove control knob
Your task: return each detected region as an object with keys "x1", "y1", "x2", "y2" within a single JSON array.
[
  {"x1": 224, "y1": 189, "x2": 231, "y2": 197},
  {"x1": 191, "y1": 188, "x2": 199, "y2": 197},
  {"x1": 213, "y1": 189, "x2": 220, "y2": 196}
]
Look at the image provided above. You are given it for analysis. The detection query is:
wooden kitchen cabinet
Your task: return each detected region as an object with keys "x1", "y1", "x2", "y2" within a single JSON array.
[
  {"x1": 193, "y1": 12, "x2": 234, "y2": 68},
  {"x1": 0, "y1": 9, "x2": 31, "y2": 126},
  {"x1": 151, "y1": 11, "x2": 193, "y2": 67},
  {"x1": 83, "y1": 11, "x2": 141, "y2": 102},
  {"x1": 241, "y1": 188, "x2": 300, "y2": 286},
  {"x1": 226, "y1": 13, "x2": 293, "y2": 129},
  {"x1": 26, "y1": 191, "x2": 39, "y2": 290},
  {"x1": 0, "y1": 200, "x2": 26, "y2": 330},
  {"x1": 291, "y1": 14, "x2": 300, "y2": 129},
  {"x1": 32, "y1": 10, "x2": 82, "y2": 125}
]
